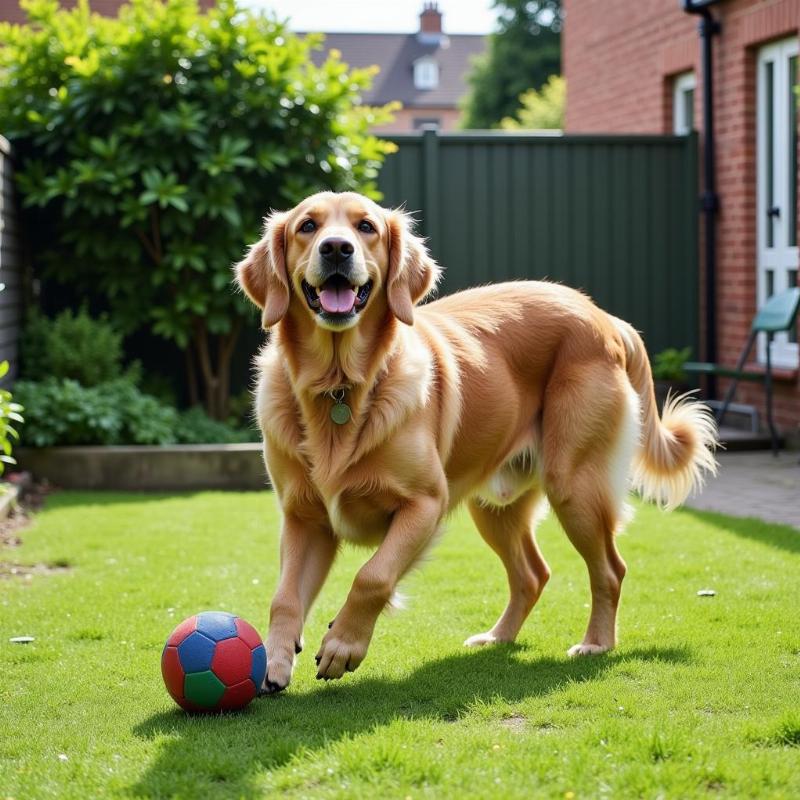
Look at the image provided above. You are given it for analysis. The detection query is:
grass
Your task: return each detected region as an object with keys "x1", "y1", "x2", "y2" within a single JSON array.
[{"x1": 1, "y1": 491, "x2": 799, "y2": 799}]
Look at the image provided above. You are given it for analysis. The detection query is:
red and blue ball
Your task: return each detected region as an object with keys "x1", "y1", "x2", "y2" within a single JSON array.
[{"x1": 161, "y1": 611, "x2": 267, "y2": 712}]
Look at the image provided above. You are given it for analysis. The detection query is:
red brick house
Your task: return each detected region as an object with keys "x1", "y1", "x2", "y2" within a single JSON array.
[{"x1": 564, "y1": 0, "x2": 799, "y2": 435}]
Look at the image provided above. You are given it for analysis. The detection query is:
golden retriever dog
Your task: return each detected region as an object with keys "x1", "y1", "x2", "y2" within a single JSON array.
[{"x1": 236, "y1": 191, "x2": 717, "y2": 692}]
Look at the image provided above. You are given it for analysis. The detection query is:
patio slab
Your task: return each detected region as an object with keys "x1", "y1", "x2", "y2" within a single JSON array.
[{"x1": 683, "y1": 450, "x2": 800, "y2": 529}]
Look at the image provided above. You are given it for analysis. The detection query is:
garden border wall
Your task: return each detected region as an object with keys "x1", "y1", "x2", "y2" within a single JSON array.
[{"x1": 16, "y1": 443, "x2": 269, "y2": 491}]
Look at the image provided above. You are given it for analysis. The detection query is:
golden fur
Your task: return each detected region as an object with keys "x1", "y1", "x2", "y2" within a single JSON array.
[{"x1": 236, "y1": 191, "x2": 718, "y2": 690}]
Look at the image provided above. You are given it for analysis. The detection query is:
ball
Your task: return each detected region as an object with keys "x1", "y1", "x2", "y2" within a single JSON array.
[{"x1": 161, "y1": 611, "x2": 267, "y2": 712}]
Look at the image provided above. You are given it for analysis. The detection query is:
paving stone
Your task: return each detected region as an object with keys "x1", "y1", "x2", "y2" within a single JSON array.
[{"x1": 683, "y1": 451, "x2": 800, "y2": 530}]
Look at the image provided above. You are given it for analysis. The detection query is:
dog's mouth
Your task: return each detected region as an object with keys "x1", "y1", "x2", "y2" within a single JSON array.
[{"x1": 302, "y1": 275, "x2": 373, "y2": 317}]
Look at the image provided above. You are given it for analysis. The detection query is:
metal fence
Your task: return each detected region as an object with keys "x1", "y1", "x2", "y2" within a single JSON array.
[{"x1": 378, "y1": 130, "x2": 699, "y2": 357}]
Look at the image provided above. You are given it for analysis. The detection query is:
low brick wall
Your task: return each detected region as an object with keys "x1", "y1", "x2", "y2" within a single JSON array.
[{"x1": 16, "y1": 443, "x2": 269, "y2": 491}]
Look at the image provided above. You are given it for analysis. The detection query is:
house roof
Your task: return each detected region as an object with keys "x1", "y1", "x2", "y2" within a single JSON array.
[{"x1": 305, "y1": 32, "x2": 487, "y2": 108}]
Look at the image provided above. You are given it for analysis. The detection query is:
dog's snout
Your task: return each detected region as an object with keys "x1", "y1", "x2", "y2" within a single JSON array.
[{"x1": 319, "y1": 237, "x2": 355, "y2": 261}]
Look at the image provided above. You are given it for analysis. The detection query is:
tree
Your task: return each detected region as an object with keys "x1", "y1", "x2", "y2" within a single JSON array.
[
  {"x1": 461, "y1": 0, "x2": 562, "y2": 129},
  {"x1": 500, "y1": 75, "x2": 564, "y2": 130},
  {"x1": 0, "y1": 0, "x2": 395, "y2": 418}
]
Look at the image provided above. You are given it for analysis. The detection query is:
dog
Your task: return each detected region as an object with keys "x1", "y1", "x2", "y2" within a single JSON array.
[{"x1": 235, "y1": 191, "x2": 717, "y2": 692}]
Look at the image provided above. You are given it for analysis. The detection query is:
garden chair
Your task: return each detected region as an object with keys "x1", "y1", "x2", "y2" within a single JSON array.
[{"x1": 684, "y1": 286, "x2": 800, "y2": 456}]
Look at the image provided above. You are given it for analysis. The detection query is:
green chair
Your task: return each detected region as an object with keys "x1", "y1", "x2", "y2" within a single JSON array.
[{"x1": 685, "y1": 286, "x2": 800, "y2": 455}]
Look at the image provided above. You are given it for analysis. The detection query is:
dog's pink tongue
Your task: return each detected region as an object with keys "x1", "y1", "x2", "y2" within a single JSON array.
[{"x1": 319, "y1": 285, "x2": 356, "y2": 314}]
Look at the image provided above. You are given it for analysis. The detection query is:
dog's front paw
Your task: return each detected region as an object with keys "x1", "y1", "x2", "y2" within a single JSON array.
[
  {"x1": 260, "y1": 654, "x2": 294, "y2": 694},
  {"x1": 261, "y1": 636, "x2": 302, "y2": 695},
  {"x1": 314, "y1": 626, "x2": 369, "y2": 680}
]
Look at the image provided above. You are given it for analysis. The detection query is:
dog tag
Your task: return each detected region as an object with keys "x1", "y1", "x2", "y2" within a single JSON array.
[{"x1": 330, "y1": 401, "x2": 352, "y2": 425}]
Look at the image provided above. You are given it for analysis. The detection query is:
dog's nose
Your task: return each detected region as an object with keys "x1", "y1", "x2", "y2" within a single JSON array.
[{"x1": 319, "y1": 237, "x2": 354, "y2": 261}]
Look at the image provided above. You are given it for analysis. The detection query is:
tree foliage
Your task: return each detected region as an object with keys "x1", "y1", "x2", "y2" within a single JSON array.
[
  {"x1": 0, "y1": 0, "x2": 395, "y2": 417},
  {"x1": 461, "y1": 0, "x2": 562, "y2": 129},
  {"x1": 501, "y1": 75, "x2": 564, "y2": 130}
]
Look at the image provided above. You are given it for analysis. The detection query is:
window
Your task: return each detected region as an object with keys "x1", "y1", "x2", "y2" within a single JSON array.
[
  {"x1": 673, "y1": 72, "x2": 696, "y2": 135},
  {"x1": 414, "y1": 57, "x2": 438, "y2": 90},
  {"x1": 413, "y1": 117, "x2": 441, "y2": 130}
]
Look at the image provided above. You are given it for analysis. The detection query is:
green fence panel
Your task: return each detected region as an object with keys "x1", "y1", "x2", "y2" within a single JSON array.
[{"x1": 378, "y1": 130, "x2": 699, "y2": 358}]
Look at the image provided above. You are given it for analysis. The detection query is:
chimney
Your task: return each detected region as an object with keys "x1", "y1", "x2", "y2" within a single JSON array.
[
  {"x1": 419, "y1": 2, "x2": 442, "y2": 34},
  {"x1": 418, "y1": 2, "x2": 445, "y2": 45}
]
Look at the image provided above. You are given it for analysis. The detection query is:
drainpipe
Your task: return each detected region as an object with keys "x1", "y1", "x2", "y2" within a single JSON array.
[{"x1": 682, "y1": 0, "x2": 721, "y2": 397}]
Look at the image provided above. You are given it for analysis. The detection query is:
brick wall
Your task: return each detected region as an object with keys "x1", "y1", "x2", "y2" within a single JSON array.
[
  {"x1": 564, "y1": 0, "x2": 800, "y2": 432},
  {"x1": 0, "y1": 0, "x2": 216, "y2": 23}
]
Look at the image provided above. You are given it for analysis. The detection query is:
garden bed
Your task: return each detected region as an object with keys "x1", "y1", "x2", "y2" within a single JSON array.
[{"x1": 16, "y1": 443, "x2": 267, "y2": 491}]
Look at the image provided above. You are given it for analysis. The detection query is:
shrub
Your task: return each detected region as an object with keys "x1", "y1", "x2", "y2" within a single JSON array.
[
  {"x1": 0, "y1": 361, "x2": 24, "y2": 474},
  {"x1": 20, "y1": 308, "x2": 123, "y2": 386},
  {"x1": 652, "y1": 347, "x2": 692, "y2": 382},
  {"x1": 501, "y1": 75, "x2": 565, "y2": 130},
  {"x1": 14, "y1": 377, "x2": 177, "y2": 447},
  {"x1": 175, "y1": 406, "x2": 256, "y2": 444},
  {"x1": 14, "y1": 378, "x2": 258, "y2": 447},
  {"x1": 226, "y1": 388, "x2": 255, "y2": 430},
  {"x1": 0, "y1": 0, "x2": 395, "y2": 419},
  {"x1": 15, "y1": 307, "x2": 259, "y2": 446}
]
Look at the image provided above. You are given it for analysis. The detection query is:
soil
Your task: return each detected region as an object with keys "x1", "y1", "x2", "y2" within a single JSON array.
[{"x1": 0, "y1": 474, "x2": 66, "y2": 580}]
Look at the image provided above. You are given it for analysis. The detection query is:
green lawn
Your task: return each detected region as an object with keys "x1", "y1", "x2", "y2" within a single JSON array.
[{"x1": 1, "y1": 491, "x2": 799, "y2": 799}]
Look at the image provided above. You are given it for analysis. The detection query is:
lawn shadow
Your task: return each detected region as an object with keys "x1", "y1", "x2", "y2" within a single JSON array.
[
  {"x1": 130, "y1": 644, "x2": 690, "y2": 797},
  {"x1": 682, "y1": 507, "x2": 800, "y2": 554}
]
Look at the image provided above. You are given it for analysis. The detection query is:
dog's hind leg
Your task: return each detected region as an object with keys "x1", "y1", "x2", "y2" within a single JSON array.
[
  {"x1": 542, "y1": 373, "x2": 637, "y2": 656},
  {"x1": 547, "y1": 478, "x2": 628, "y2": 656},
  {"x1": 464, "y1": 488, "x2": 551, "y2": 647}
]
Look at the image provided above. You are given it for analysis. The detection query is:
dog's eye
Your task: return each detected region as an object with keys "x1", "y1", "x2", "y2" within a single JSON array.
[
  {"x1": 357, "y1": 220, "x2": 375, "y2": 234},
  {"x1": 299, "y1": 219, "x2": 316, "y2": 234}
]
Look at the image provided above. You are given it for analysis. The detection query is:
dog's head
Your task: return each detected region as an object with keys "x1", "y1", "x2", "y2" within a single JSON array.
[{"x1": 235, "y1": 192, "x2": 440, "y2": 331}]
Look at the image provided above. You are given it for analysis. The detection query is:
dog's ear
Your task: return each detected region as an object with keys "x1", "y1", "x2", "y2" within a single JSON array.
[
  {"x1": 385, "y1": 209, "x2": 441, "y2": 326},
  {"x1": 235, "y1": 211, "x2": 290, "y2": 328}
]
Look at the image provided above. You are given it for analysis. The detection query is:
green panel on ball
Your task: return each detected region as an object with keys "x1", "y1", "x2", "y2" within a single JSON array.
[{"x1": 184, "y1": 670, "x2": 226, "y2": 708}]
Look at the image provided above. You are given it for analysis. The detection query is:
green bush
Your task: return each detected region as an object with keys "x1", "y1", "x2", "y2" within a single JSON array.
[
  {"x1": 652, "y1": 347, "x2": 692, "y2": 382},
  {"x1": 14, "y1": 377, "x2": 177, "y2": 447},
  {"x1": 501, "y1": 75, "x2": 564, "y2": 130},
  {"x1": 0, "y1": 0, "x2": 395, "y2": 419},
  {"x1": 14, "y1": 378, "x2": 257, "y2": 447},
  {"x1": 15, "y1": 307, "x2": 258, "y2": 446},
  {"x1": 175, "y1": 406, "x2": 256, "y2": 444},
  {"x1": 225, "y1": 388, "x2": 255, "y2": 430},
  {"x1": 20, "y1": 308, "x2": 123, "y2": 386},
  {"x1": 0, "y1": 361, "x2": 24, "y2": 474}
]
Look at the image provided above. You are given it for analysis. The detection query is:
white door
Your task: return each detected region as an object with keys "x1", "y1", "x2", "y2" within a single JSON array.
[{"x1": 757, "y1": 38, "x2": 799, "y2": 368}]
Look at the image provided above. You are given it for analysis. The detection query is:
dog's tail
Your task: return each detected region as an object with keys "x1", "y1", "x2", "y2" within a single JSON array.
[{"x1": 614, "y1": 319, "x2": 718, "y2": 510}]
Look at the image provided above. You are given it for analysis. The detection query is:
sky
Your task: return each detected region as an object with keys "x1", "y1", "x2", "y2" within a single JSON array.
[{"x1": 240, "y1": 0, "x2": 499, "y2": 35}]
